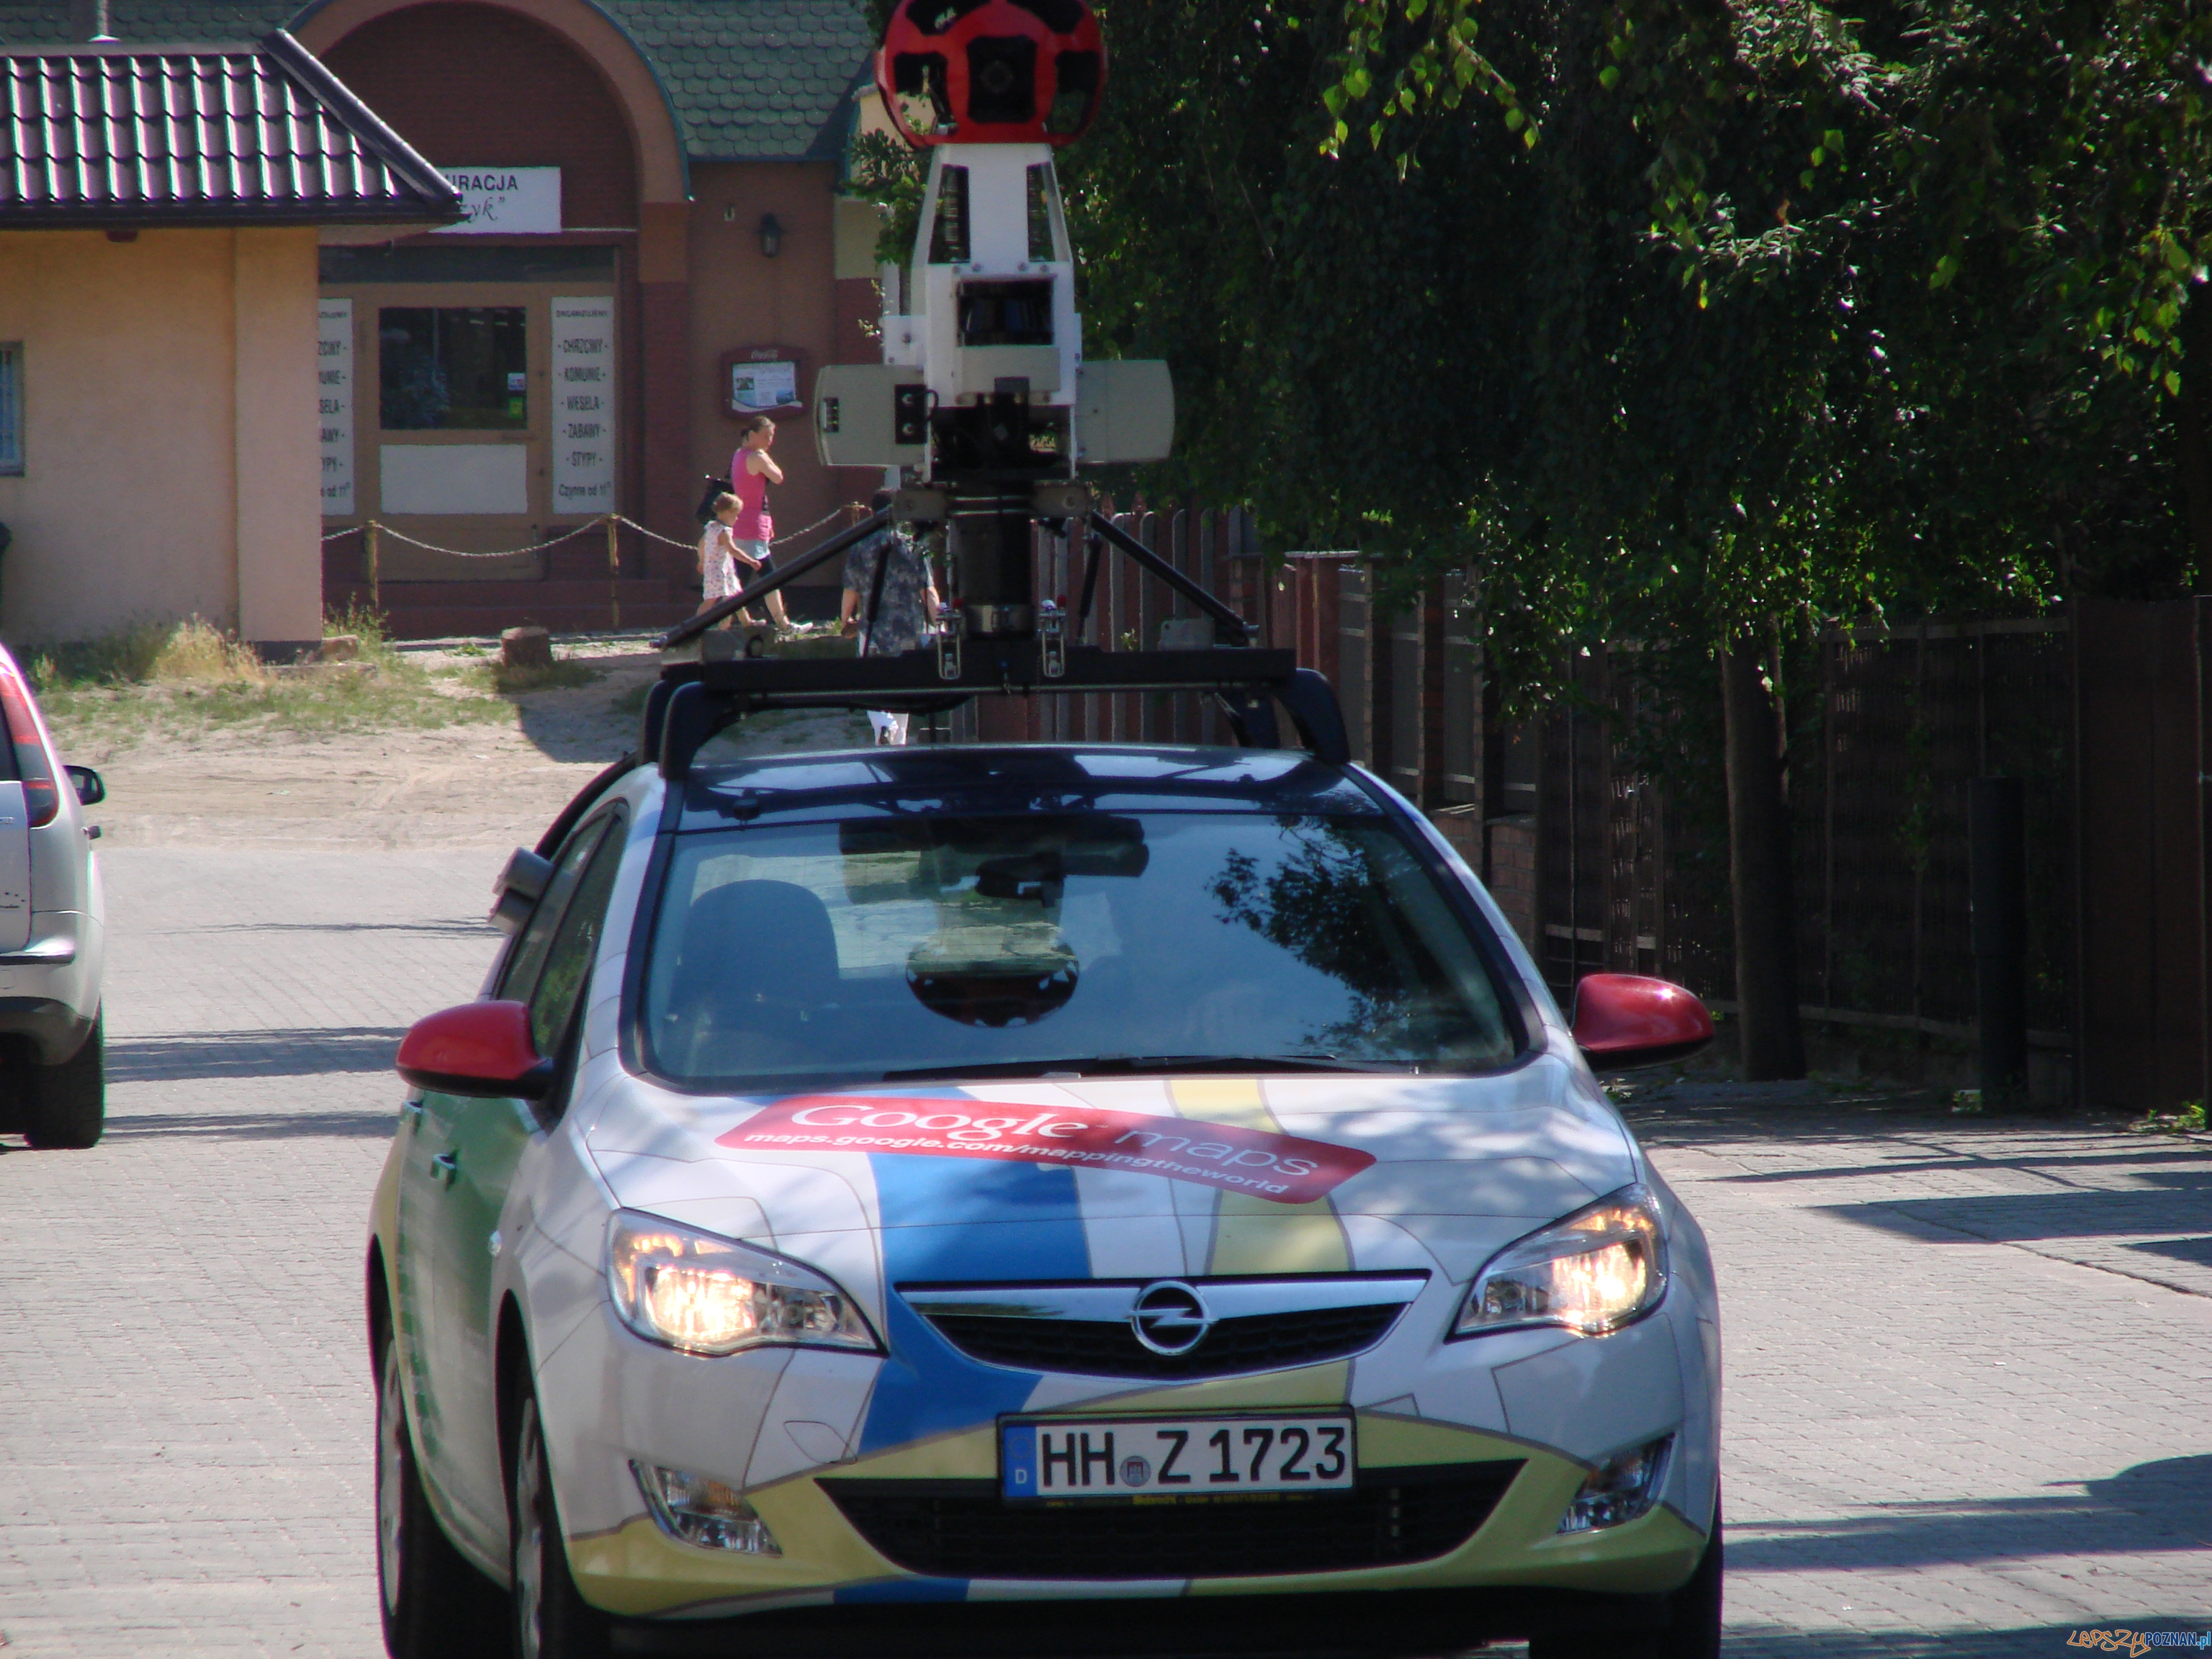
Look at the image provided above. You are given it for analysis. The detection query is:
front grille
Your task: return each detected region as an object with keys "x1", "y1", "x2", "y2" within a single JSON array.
[
  {"x1": 822, "y1": 1463, "x2": 1524, "y2": 1580},
  {"x1": 922, "y1": 1303, "x2": 1406, "y2": 1379}
]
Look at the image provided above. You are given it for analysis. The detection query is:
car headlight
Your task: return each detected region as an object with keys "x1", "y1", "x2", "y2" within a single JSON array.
[
  {"x1": 1453, "y1": 1184, "x2": 1668, "y2": 1338},
  {"x1": 606, "y1": 1210, "x2": 879, "y2": 1357}
]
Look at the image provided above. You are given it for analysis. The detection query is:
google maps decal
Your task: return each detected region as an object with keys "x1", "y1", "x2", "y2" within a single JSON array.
[{"x1": 716, "y1": 1097, "x2": 1375, "y2": 1205}]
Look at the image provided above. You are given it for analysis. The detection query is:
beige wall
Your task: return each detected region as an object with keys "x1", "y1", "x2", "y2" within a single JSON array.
[{"x1": 0, "y1": 226, "x2": 323, "y2": 647}]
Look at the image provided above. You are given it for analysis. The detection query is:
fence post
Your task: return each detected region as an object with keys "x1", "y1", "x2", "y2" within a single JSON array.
[
  {"x1": 1972, "y1": 775, "x2": 2029, "y2": 1104},
  {"x1": 606, "y1": 516, "x2": 621, "y2": 630},
  {"x1": 364, "y1": 521, "x2": 379, "y2": 614}
]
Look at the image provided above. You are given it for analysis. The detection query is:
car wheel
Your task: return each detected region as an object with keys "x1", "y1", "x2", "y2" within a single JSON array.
[
  {"x1": 376, "y1": 1321, "x2": 502, "y2": 1659},
  {"x1": 25, "y1": 1011, "x2": 102, "y2": 1149},
  {"x1": 1527, "y1": 1495, "x2": 1721, "y2": 1659},
  {"x1": 509, "y1": 1387, "x2": 610, "y2": 1659}
]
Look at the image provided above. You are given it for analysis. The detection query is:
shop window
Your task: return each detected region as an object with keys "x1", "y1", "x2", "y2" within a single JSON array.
[
  {"x1": 0, "y1": 344, "x2": 20, "y2": 475},
  {"x1": 379, "y1": 307, "x2": 527, "y2": 431}
]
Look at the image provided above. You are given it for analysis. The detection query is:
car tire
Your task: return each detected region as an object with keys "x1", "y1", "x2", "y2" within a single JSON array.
[
  {"x1": 1527, "y1": 1494, "x2": 1722, "y2": 1659},
  {"x1": 376, "y1": 1321, "x2": 503, "y2": 1659},
  {"x1": 25, "y1": 1011, "x2": 103, "y2": 1149},
  {"x1": 510, "y1": 1386, "x2": 611, "y2": 1659}
]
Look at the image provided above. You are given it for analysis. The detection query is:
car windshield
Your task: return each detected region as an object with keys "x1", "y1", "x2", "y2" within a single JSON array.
[{"x1": 641, "y1": 811, "x2": 1520, "y2": 1088}]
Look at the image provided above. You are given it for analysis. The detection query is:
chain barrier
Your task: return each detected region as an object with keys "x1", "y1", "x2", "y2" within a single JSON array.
[
  {"x1": 317, "y1": 505, "x2": 858, "y2": 559},
  {"x1": 320, "y1": 504, "x2": 868, "y2": 631}
]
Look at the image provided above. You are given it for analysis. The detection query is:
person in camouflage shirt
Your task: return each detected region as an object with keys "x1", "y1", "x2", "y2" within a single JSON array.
[{"x1": 840, "y1": 493, "x2": 941, "y2": 744}]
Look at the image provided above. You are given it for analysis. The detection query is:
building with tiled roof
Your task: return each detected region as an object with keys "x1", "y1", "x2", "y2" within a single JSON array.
[
  {"x1": 0, "y1": 32, "x2": 460, "y2": 224},
  {"x1": 0, "y1": 31, "x2": 462, "y2": 644},
  {"x1": 0, "y1": 0, "x2": 884, "y2": 640},
  {"x1": 0, "y1": 0, "x2": 873, "y2": 161}
]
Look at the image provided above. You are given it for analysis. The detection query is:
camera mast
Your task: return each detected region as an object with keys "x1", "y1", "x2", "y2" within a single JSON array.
[{"x1": 652, "y1": 0, "x2": 1348, "y2": 778}]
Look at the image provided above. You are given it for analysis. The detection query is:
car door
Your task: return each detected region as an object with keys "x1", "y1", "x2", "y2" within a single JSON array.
[{"x1": 402, "y1": 809, "x2": 626, "y2": 1552}]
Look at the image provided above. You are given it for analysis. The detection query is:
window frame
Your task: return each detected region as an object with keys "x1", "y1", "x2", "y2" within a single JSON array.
[
  {"x1": 623, "y1": 804, "x2": 1537, "y2": 1096},
  {"x1": 0, "y1": 343, "x2": 24, "y2": 476},
  {"x1": 525, "y1": 806, "x2": 629, "y2": 1063}
]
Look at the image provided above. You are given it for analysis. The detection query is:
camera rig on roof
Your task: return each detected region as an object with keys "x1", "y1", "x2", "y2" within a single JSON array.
[{"x1": 647, "y1": 0, "x2": 1347, "y2": 781}]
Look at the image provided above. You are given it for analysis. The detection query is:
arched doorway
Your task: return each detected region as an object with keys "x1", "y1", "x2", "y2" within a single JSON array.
[{"x1": 315, "y1": 3, "x2": 646, "y2": 591}]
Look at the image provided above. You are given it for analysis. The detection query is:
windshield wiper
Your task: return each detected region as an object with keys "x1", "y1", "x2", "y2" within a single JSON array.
[{"x1": 882, "y1": 1053, "x2": 1411, "y2": 1081}]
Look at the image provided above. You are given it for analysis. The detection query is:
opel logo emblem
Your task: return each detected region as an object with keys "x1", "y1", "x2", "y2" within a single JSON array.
[{"x1": 1128, "y1": 1280, "x2": 1213, "y2": 1356}]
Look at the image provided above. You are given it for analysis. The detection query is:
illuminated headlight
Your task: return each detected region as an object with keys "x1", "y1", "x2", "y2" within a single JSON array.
[
  {"x1": 606, "y1": 1210, "x2": 878, "y2": 1357},
  {"x1": 632, "y1": 1461, "x2": 781, "y2": 1554},
  {"x1": 1557, "y1": 1434, "x2": 1673, "y2": 1533},
  {"x1": 1453, "y1": 1184, "x2": 1668, "y2": 1338}
]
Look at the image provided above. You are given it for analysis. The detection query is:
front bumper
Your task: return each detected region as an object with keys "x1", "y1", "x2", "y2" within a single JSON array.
[
  {"x1": 604, "y1": 1581, "x2": 1686, "y2": 1656},
  {"x1": 565, "y1": 1408, "x2": 1707, "y2": 1624}
]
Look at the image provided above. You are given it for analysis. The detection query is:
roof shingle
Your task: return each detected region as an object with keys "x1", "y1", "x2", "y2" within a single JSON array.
[
  {"x1": 0, "y1": 30, "x2": 461, "y2": 223},
  {"x1": 0, "y1": 0, "x2": 873, "y2": 163}
]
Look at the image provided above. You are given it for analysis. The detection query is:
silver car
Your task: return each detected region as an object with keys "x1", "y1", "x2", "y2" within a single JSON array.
[{"x1": 0, "y1": 643, "x2": 105, "y2": 1148}]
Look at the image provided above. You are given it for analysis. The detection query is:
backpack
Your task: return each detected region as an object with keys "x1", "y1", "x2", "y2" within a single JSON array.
[{"x1": 693, "y1": 475, "x2": 729, "y2": 526}]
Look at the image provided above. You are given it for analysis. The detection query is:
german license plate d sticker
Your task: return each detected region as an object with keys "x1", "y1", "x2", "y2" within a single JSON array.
[{"x1": 1000, "y1": 1415, "x2": 1354, "y2": 1501}]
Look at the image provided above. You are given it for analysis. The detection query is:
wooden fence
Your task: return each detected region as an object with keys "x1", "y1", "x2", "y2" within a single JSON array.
[{"x1": 943, "y1": 510, "x2": 2212, "y2": 1106}]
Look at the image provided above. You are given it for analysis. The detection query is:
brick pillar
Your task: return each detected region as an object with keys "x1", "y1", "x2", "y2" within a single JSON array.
[{"x1": 639, "y1": 201, "x2": 692, "y2": 585}]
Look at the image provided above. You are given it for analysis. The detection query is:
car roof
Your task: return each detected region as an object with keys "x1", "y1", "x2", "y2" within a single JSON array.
[{"x1": 675, "y1": 743, "x2": 1383, "y2": 830}]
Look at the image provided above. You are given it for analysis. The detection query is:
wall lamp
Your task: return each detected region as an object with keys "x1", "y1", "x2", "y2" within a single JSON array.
[{"x1": 757, "y1": 213, "x2": 783, "y2": 258}]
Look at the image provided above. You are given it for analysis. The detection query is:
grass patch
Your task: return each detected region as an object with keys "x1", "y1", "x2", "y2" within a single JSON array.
[
  {"x1": 462, "y1": 660, "x2": 603, "y2": 696},
  {"x1": 26, "y1": 614, "x2": 507, "y2": 750},
  {"x1": 2130, "y1": 1100, "x2": 2207, "y2": 1135}
]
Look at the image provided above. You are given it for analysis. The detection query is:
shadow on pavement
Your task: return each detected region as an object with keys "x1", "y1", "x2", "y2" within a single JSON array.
[
  {"x1": 1730, "y1": 1455, "x2": 2212, "y2": 1574},
  {"x1": 1713, "y1": 1624, "x2": 2205, "y2": 1657},
  {"x1": 91, "y1": 1107, "x2": 396, "y2": 1141},
  {"x1": 109, "y1": 1026, "x2": 407, "y2": 1082},
  {"x1": 2131, "y1": 1236, "x2": 2212, "y2": 1267},
  {"x1": 186, "y1": 918, "x2": 494, "y2": 938},
  {"x1": 1705, "y1": 1149, "x2": 2210, "y2": 1184},
  {"x1": 1820, "y1": 1179, "x2": 2212, "y2": 1244}
]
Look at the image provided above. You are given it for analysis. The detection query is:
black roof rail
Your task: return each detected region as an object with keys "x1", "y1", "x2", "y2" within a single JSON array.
[{"x1": 647, "y1": 505, "x2": 1349, "y2": 777}]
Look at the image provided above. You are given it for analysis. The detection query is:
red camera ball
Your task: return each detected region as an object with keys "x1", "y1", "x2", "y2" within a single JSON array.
[{"x1": 876, "y1": 0, "x2": 1106, "y2": 147}]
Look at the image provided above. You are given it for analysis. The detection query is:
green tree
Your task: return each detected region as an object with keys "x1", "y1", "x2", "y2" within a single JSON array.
[
  {"x1": 1092, "y1": 0, "x2": 2211, "y2": 1076},
  {"x1": 851, "y1": 0, "x2": 2212, "y2": 1077}
]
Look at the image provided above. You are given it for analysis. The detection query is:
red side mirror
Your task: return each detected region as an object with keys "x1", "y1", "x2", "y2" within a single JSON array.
[
  {"x1": 395, "y1": 1000, "x2": 553, "y2": 1100},
  {"x1": 1572, "y1": 974, "x2": 1714, "y2": 1071}
]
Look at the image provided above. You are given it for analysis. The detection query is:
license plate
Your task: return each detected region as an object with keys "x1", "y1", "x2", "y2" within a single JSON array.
[{"x1": 999, "y1": 1414, "x2": 1354, "y2": 1501}]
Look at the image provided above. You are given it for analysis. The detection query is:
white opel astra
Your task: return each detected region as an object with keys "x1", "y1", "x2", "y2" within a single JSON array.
[{"x1": 370, "y1": 742, "x2": 1721, "y2": 1659}]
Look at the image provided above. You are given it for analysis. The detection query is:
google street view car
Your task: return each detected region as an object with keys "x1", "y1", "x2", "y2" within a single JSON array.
[
  {"x1": 369, "y1": 603, "x2": 1723, "y2": 1659},
  {"x1": 371, "y1": 0, "x2": 1717, "y2": 1647}
]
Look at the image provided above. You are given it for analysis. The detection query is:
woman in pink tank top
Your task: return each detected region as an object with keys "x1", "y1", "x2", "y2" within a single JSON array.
[{"x1": 729, "y1": 414, "x2": 788, "y2": 631}]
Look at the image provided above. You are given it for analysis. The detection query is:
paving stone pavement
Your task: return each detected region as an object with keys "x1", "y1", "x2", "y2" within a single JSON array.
[
  {"x1": 2, "y1": 851, "x2": 2208, "y2": 1657},
  {"x1": 1615, "y1": 1096, "x2": 2212, "y2": 1658},
  {"x1": 0, "y1": 847, "x2": 504, "y2": 1658}
]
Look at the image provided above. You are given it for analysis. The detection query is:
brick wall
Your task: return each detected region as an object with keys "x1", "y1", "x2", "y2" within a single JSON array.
[{"x1": 322, "y1": 4, "x2": 639, "y2": 228}]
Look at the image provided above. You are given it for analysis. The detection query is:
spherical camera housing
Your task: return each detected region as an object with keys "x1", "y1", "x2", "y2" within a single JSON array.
[{"x1": 876, "y1": 0, "x2": 1105, "y2": 147}]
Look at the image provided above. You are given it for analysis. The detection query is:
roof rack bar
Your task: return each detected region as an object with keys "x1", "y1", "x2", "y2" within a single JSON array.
[
  {"x1": 654, "y1": 644, "x2": 1350, "y2": 777},
  {"x1": 1085, "y1": 511, "x2": 1250, "y2": 646},
  {"x1": 656, "y1": 508, "x2": 891, "y2": 651}
]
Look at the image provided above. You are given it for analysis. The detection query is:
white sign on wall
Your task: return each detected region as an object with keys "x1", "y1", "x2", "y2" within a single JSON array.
[
  {"x1": 434, "y1": 166, "x2": 562, "y2": 235},
  {"x1": 551, "y1": 297, "x2": 616, "y2": 513},
  {"x1": 317, "y1": 299, "x2": 354, "y2": 516},
  {"x1": 731, "y1": 359, "x2": 799, "y2": 411},
  {"x1": 379, "y1": 444, "x2": 530, "y2": 515}
]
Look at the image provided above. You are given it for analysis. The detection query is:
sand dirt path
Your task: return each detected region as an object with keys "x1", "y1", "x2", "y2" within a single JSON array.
[{"x1": 55, "y1": 635, "x2": 868, "y2": 851}]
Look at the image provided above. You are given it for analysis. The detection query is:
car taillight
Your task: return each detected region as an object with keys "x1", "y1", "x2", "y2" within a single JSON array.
[{"x1": 0, "y1": 667, "x2": 59, "y2": 827}]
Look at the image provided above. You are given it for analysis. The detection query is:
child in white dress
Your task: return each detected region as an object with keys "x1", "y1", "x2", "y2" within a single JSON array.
[{"x1": 695, "y1": 493, "x2": 763, "y2": 626}]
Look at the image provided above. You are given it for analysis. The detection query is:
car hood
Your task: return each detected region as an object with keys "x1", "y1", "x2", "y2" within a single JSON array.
[{"x1": 580, "y1": 1052, "x2": 1638, "y2": 1295}]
